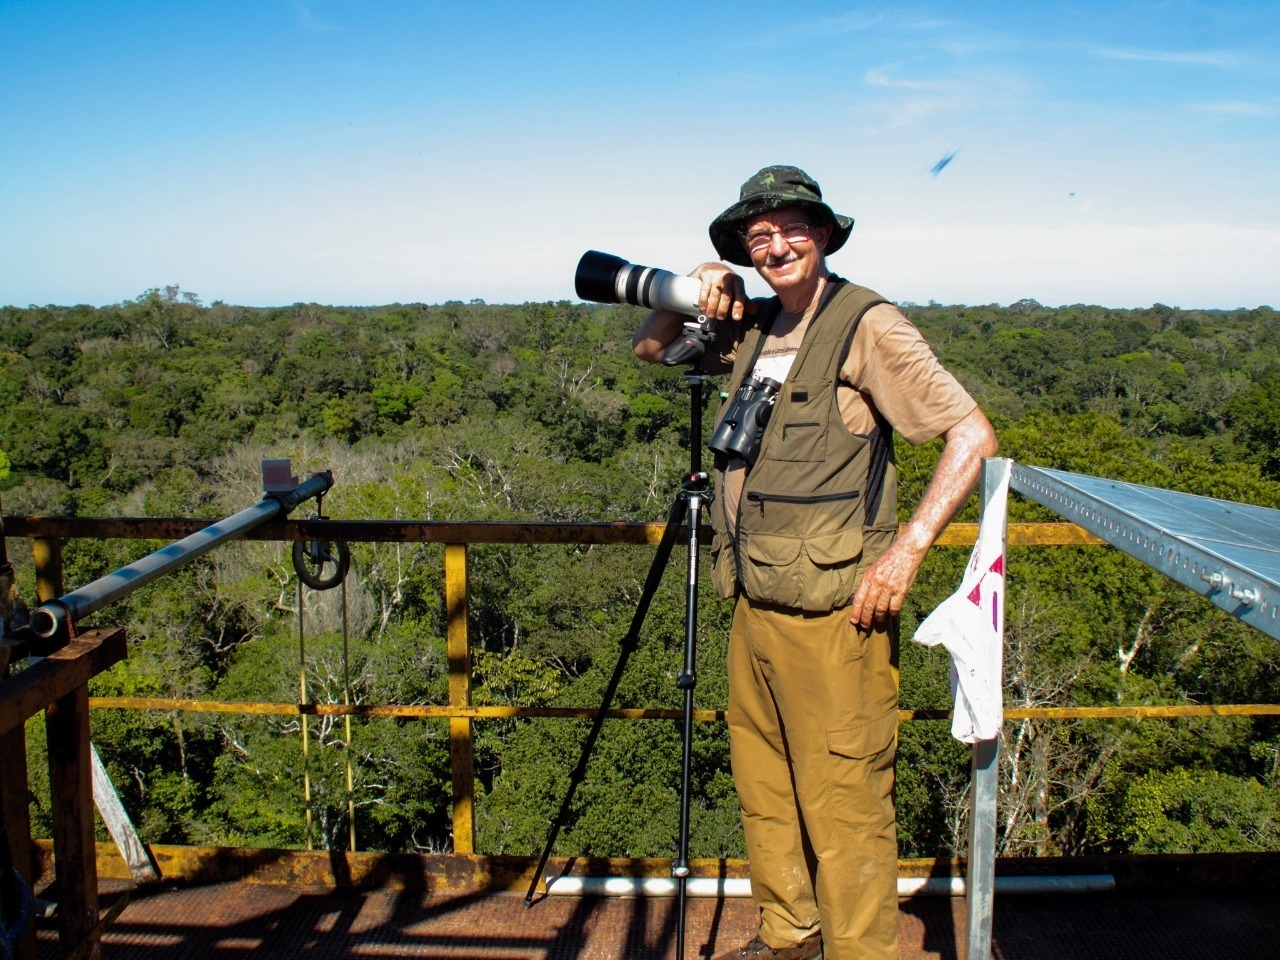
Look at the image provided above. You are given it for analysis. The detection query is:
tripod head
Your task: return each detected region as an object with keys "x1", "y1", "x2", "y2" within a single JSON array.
[{"x1": 661, "y1": 315, "x2": 717, "y2": 367}]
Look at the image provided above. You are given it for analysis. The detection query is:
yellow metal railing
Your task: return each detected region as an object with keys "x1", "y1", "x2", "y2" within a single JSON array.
[{"x1": 7, "y1": 517, "x2": 1278, "y2": 857}]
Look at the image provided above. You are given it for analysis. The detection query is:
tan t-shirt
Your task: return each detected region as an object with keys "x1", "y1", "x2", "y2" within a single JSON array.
[{"x1": 715, "y1": 291, "x2": 975, "y2": 532}]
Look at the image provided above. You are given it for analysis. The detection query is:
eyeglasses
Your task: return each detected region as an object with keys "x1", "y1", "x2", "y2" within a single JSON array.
[{"x1": 741, "y1": 221, "x2": 816, "y2": 253}]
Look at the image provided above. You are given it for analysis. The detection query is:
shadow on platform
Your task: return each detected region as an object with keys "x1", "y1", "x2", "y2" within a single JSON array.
[{"x1": 33, "y1": 879, "x2": 1280, "y2": 960}]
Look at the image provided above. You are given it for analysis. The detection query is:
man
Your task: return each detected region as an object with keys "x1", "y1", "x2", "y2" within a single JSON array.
[{"x1": 633, "y1": 166, "x2": 997, "y2": 960}]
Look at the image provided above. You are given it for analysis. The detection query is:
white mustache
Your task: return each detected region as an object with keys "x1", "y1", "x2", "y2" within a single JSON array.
[{"x1": 764, "y1": 251, "x2": 799, "y2": 268}]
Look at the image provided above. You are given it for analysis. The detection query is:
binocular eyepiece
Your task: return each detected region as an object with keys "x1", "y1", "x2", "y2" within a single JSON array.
[{"x1": 575, "y1": 251, "x2": 703, "y2": 317}]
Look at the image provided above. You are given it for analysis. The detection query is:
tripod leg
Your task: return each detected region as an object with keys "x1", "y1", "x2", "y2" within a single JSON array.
[
  {"x1": 673, "y1": 487, "x2": 710, "y2": 960},
  {"x1": 524, "y1": 493, "x2": 688, "y2": 905}
]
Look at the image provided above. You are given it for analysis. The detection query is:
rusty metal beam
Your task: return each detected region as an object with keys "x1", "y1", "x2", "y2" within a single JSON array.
[
  {"x1": 4, "y1": 517, "x2": 1102, "y2": 547},
  {"x1": 42, "y1": 840, "x2": 1280, "y2": 894},
  {"x1": 83, "y1": 696, "x2": 1280, "y2": 723},
  {"x1": 32, "y1": 536, "x2": 64, "y2": 603},
  {"x1": 53, "y1": 839, "x2": 751, "y2": 892},
  {"x1": 46, "y1": 681, "x2": 98, "y2": 959},
  {"x1": 0, "y1": 646, "x2": 36, "y2": 960},
  {"x1": 60, "y1": 891, "x2": 131, "y2": 960},
  {"x1": 5, "y1": 517, "x2": 675, "y2": 545},
  {"x1": 445, "y1": 543, "x2": 475, "y2": 855},
  {"x1": 1, "y1": 629, "x2": 128, "y2": 736},
  {"x1": 1, "y1": 627, "x2": 128, "y2": 960}
]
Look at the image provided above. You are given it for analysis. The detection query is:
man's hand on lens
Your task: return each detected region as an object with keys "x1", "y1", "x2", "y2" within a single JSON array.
[{"x1": 691, "y1": 263, "x2": 756, "y2": 322}]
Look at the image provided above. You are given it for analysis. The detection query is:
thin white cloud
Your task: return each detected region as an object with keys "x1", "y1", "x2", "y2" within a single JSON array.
[
  {"x1": 1091, "y1": 46, "x2": 1237, "y2": 67},
  {"x1": 858, "y1": 96, "x2": 955, "y2": 134},
  {"x1": 737, "y1": 9, "x2": 969, "y2": 49},
  {"x1": 736, "y1": 8, "x2": 1023, "y2": 64},
  {"x1": 285, "y1": 0, "x2": 334, "y2": 33},
  {"x1": 864, "y1": 67, "x2": 952, "y2": 91},
  {"x1": 1190, "y1": 99, "x2": 1275, "y2": 116},
  {"x1": 855, "y1": 62, "x2": 1030, "y2": 134},
  {"x1": 737, "y1": 10, "x2": 883, "y2": 47}
]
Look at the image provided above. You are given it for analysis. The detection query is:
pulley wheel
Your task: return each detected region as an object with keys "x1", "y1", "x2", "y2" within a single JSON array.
[{"x1": 291, "y1": 537, "x2": 350, "y2": 590}]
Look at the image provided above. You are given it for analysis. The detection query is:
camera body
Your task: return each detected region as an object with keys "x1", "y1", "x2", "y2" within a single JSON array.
[{"x1": 708, "y1": 377, "x2": 781, "y2": 465}]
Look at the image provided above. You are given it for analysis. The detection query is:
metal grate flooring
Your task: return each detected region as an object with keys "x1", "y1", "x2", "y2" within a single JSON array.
[{"x1": 34, "y1": 881, "x2": 1280, "y2": 960}]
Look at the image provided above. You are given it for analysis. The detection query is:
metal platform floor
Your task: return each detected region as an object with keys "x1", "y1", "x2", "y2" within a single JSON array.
[{"x1": 35, "y1": 880, "x2": 1280, "y2": 960}]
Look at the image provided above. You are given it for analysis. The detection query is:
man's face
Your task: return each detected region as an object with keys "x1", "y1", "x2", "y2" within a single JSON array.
[{"x1": 741, "y1": 207, "x2": 831, "y2": 296}]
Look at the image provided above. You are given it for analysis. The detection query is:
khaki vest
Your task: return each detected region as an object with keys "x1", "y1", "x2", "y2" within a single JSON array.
[{"x1": 710, "y1": 280, "x2": 897, "y2": 612}]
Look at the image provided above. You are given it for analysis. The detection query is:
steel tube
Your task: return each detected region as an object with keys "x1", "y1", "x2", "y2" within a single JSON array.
[
  {"x1": 966, "y1": 456, "x2": 1011, "y2": 960},
  {"x1": 542, "y1": 874, "x2": 1116, "y2": 898},
  {"x1": 31, "y1": 473, "x2": 333, "y2": 638}
]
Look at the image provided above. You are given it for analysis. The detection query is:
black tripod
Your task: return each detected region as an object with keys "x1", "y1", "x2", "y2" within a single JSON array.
[{"x1": 525, "y1": 324, "x2": 719, "y2": 960}]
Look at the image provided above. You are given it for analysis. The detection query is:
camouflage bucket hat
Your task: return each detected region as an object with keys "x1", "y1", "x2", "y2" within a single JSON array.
[{"x1": 708, "y1": 165, "x2": 854, "y2": 267}]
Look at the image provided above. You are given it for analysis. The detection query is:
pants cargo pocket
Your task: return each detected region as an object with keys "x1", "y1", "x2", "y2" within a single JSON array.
[{"x1": 825, "y1": 709, "x2": 899, "y2": 829}]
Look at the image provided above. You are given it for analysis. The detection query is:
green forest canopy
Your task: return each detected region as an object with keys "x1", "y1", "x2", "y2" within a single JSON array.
[{"x1": 1, "y1": 287, "x2": 1278, "y2": 860}]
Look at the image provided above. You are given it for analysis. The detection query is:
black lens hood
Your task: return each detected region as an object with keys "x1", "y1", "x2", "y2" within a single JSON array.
[{"x1": 575, "y1": 250, "x2": 629, "y2": 304}]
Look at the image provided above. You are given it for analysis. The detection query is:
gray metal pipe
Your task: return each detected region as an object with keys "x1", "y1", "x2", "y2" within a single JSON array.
[
  {"x1": 542, "y1": 874, "x2": 1117, "y2": 898},
  {"x1": 31, "y1": 472, "x2": 333, "y2": 639}
]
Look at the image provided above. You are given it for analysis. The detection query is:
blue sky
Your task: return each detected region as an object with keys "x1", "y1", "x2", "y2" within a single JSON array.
[{"x1": 2, "y1": 1, "x2": 1277, "y2": 309}]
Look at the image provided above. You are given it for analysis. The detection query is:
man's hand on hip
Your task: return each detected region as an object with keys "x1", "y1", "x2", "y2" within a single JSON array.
[
  {"x1": 848, "y1": 407, "x2": 998, "y2": 630},
  {"x1": 848, "y1": 537, "x2": 928, "y2": 630}
]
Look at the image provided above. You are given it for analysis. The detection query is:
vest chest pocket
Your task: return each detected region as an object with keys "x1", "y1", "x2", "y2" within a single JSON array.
[
  {"x1": 740, "y1": 525, "x2": 865, "y2": 613},
  {"x1": 767, "y1": 380, "x2": 830, "y2": 463}
]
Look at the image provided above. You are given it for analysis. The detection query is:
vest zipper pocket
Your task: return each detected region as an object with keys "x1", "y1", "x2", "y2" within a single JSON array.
[
  {"x1": 746, "y1": 489, "x2": 860, "y2": 517},
  {"x1": 782, "y1": 421, "x2": 821, "y2": 440}
]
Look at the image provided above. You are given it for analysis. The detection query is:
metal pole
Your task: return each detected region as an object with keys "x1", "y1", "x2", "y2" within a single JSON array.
[
  {"x1": 32, "y1": 538, "x2": 64, "y2": 605},
  {"x1": 674, "y1": 371, "x2": 709, "y2": 960},
  {"x1": 299, "y1": 580, "x2": 314, "y2": 852},
  {"x1": 446, "y1": 543, "x2": 475, "y2": 855},
  {"x1": 965, "y1": 456, "x2": 1011, "y2": 960},
  {"x1": 342, "y1": 577, "x2": 357, "y2": 852},
  {"x1": 0, "y1": 489, "x2": 13, "y2": 602},
  {"x1": 32, "y1": 472, "x2": 333, "y2": 639},
  {"x1": 1, "y1": 490, "x2": 18, "y2": 642}
]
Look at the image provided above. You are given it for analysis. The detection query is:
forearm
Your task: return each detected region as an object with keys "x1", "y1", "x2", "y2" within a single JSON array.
[
  {"x1": 897, "y1": 407, "x2": 997, "y2": 559},
  {"x1": 849, "y1": 406, "x2": 997, "y2": 628},
  {"x1": 632, "y1": 310, "x2": 687, "y2": 363}
]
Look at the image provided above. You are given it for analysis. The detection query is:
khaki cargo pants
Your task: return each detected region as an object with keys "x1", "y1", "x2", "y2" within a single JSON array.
[{"x1": 728, "y1": 594, "x2": 900, "y2": 960}]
